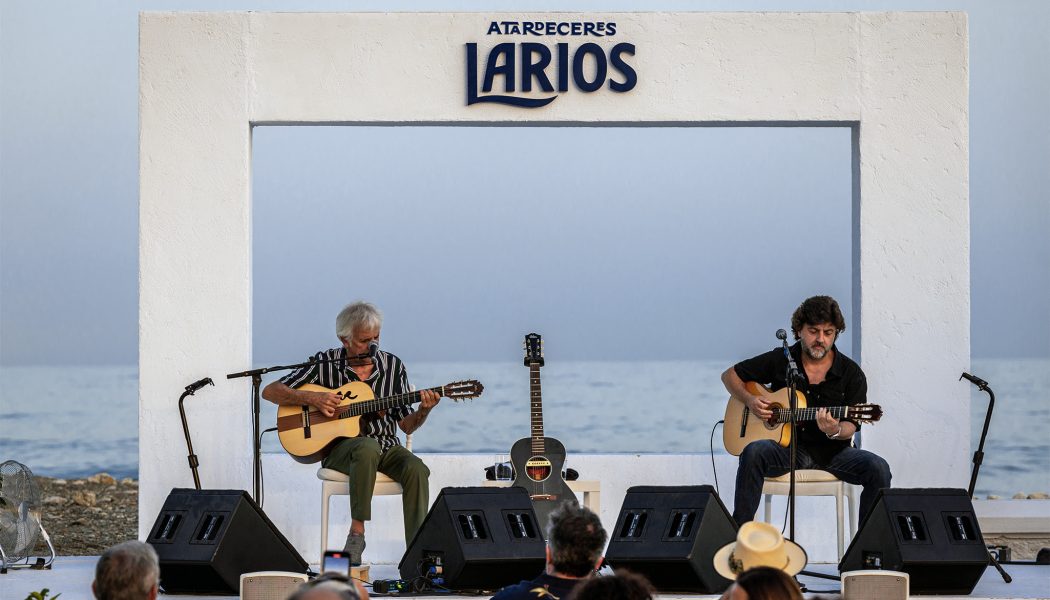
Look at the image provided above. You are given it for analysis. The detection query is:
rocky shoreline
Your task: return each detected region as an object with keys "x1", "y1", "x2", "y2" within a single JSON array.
[{"x1": 33, "y1": 474, "x2": 138, "y2": 556}]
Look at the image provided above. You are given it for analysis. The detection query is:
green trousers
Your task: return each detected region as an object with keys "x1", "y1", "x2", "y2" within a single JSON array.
[{"x1": 322, "y1": 437, "x2": 431, "y2": 543}]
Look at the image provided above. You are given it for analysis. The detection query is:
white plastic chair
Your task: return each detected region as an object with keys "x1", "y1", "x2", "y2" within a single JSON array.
[
  {"x1": 762, "y1": 469, "x2": 858, "y2": 558},
  {"x1": 318, "y1": 435, "x2": 410, "y2": 562}
]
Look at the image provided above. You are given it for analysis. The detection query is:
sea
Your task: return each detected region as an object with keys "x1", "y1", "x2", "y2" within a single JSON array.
[{"x1": 1, "y1": 358, "x2": 1047, "y2": 498}]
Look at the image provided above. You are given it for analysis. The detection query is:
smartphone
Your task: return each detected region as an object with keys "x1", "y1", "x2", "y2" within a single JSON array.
[{"x1": 322, "y1": 550, "x2": 351, "y2": 575}]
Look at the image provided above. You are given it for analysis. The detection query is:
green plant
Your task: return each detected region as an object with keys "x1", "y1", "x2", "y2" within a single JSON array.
[{"x1": 24, "y1": 588, "x2": 61, "y2": 600}]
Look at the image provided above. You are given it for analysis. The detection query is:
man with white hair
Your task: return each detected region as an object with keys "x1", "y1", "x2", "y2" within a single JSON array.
[
  {"x1": 92, "y1": 540, "x2": 160, "y2": 600},
  {"x1": 264, "y1": 301, "x2": 440, "y2": 565}
]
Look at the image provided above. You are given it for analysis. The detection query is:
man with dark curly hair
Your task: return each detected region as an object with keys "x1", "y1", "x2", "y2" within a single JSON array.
[
  {"x1": 490, "y1": 502, "x2": 607, "y2": 600},
  {"x1": 721, "y1": 295, "x2": 891, "y2": 525}
]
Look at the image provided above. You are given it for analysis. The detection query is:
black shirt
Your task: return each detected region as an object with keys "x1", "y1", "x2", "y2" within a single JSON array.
[
  {"x1": 733, "y1": 342, "x2": 867, "y2": 466},
  {"x1": 490, "y1": 573, "x2": 583, "y2": 600}
]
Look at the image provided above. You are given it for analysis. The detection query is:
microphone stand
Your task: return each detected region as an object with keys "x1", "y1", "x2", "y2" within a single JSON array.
[
  {"x1": 226, "y1": 352, "x2": 371, "y2": 504},
  {"x1": 781, "y1": 338, "x2": 802, "y2": 544},
  {"x1": 781, "y1": 336, "x2": 839, "y2": 585},
  {"x1": 960, "y1": 372, "x2": 1012, "y2": 584},
  {"x1": 178, "y1": 378, "x2": 214, "y2": 490}
]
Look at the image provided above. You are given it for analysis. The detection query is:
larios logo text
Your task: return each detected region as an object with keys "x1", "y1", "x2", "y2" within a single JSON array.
[{"x1": 466, "y1": 20, "x2": 637, "y2": 108}]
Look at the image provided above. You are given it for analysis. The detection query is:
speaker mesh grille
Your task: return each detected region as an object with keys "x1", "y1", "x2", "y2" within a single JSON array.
[{"x1": 843, "y1": 572, "x2": 909, "y2": 600}]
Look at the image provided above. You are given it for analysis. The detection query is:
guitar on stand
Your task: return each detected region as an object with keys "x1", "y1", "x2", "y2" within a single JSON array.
[{"x1": 510, "y1": 333, "x2": 577, "y2": 532}]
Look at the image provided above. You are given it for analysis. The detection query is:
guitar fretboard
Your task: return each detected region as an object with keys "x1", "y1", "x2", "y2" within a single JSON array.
[
  {"x1": 773, "y1": 406, "x2": 851, "y2": 424},
  {"x1": 334, "y1": 385, "x2": 442, "y2": 419},
  {"x1": 529, "y1": 363, "x2": 545, "y2": 454}
]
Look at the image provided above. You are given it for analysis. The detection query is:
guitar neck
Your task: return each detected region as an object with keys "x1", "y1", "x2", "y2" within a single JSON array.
[
  {"x1": 529, "y1": 363, "x2": 545, "y2": 453},
  {"x1": 338, "y1": 385, "x2": 442, "y2": 419},
  {"x1": 775, "y1": 405, "x2": 853, "y2": 424}
]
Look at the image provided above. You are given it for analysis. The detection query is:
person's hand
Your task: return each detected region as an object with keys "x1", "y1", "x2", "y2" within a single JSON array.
[
  {"x1": 816, "y1": 407, "x2": 840, "y2": 437},
  {"x1": 746, "y1": 394, "x2": 773, "y2": 421},
  {"x1": 309, "y1": 391, "x2": 343, "y2": 417},
  {"x1": 418, "y1": 389, "x2": 441, "y2": 411}
]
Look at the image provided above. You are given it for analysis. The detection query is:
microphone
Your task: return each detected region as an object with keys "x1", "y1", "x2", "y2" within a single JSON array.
[
  {"x1": 368, "y1": 341, "x2": 379, "y2": 357},
  {"x1": 960, "y1": 372, "x2": 989, "y2": 389},
  {"x1": 185, "y1": 377, "x2": 214, "y2": 394},
  {"x1": 776, "y1": 329, "x2": 801, "y2": 384}
]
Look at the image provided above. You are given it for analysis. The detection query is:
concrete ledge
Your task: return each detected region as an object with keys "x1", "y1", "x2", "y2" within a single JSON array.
[{"x1": 975, "y1": 499, "x2": 1050, "y2": 535}]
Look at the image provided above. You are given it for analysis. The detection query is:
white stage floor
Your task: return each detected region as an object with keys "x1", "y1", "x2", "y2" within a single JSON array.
[{"x1": 2, "y1": 558, "x2": 1047, "y2": 600}]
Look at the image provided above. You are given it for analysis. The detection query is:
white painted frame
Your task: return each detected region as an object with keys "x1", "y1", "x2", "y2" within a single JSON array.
[{"x1": 140, "y1": 12, "x2": 969, "y2": 562}]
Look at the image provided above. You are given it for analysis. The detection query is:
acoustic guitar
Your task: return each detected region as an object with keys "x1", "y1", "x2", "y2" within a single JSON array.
[
  {"x1": 722, "y1": 381, "x2": 883, "y2": 456},
  {"x1": 510, "y1": 333, "x2": 577, "y2": 532},
  {"x1": 276, "y1": 379, "x2": 484, "y2": 463}
]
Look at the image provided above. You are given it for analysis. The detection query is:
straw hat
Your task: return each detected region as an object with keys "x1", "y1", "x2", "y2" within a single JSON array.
[{"x1": 713, "y1": 521, "x2": 807, "y2": 580}]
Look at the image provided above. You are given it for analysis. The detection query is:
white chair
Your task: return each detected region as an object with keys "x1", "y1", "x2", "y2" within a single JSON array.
[
  {"x1": 762, "y1": 469, "x2": 858, "y2": 558},
  {"x1": 318, "y1": 435, "x2": 410, "y2": 562}
]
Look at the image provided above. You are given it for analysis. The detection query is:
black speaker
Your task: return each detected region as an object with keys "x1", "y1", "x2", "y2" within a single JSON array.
[
  {"x1": 147, "y1": 488, "x2": 308, "y2": 594},
  {"x1": 839, "y1": 488, "x2": 988, "y2": 595},
  {"x1": 604, "y1": 485, "x2": 737, "y2": 593},
  {"x1": 398, "y1": 486, "x2": 546, "y2": 590}
]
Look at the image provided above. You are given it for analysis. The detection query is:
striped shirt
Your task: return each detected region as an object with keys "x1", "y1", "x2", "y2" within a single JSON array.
[{"x1": 279, "y1": 346, "x2": 414, "y2": 452}]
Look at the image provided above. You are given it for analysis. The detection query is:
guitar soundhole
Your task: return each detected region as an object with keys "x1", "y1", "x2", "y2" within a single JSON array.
[
  {"x1": 766, "y1": 405, "x2": 783, "y2": 429},
  {"x1": 525, "y1": 457, "x2": 552, "y2": 482}
]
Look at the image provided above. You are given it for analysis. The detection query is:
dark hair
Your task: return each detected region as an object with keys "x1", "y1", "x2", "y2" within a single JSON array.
[
  {"x1": 570, "y1": 570, "x2": 655, "y2": 600},
  {"x1": 790, "y1": 295, "x2": 846, "y2": 340},
  {"x1": 735, "y1": 566, "x2": 804, "y2": 600},
  {"x1": 547, "y1": 502, "x2": 607, "y2": 577}
]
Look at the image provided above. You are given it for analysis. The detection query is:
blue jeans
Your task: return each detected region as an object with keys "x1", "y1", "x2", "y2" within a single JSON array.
[{"x1": 732, "y1": 440, "x2": 892, "y2": 525}]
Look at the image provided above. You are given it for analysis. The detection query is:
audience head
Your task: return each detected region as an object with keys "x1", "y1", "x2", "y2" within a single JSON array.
[
  {"x1": 569, "y1": 570, "x2": 655, "y2": 600},
  {"x1": 714, "y1": 521, "x2": 807, "y2": 580},
  {"x1": 92, "y1": 541, "x2": 160, "y2": 600},
  {"x1": 720, "y1": 566, "x2": 804, "y2": 600},
  {"x1": 546, "y1": 501, "x2": 608, "y2": 577},
  {"x1": 288, "y1": 572, "x2": 367, "y2": 600}
]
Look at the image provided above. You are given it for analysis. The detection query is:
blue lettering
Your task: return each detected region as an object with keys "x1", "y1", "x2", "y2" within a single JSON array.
[
  {"x1": 607, "y1": 22, "x2": 617, "y2": 36},
  {"x1": 572, "y1": 43, "x2": 607, "y2": 92},
  {"x1": 521, "y1": 43, "x2": 554, "y2": 92},
  {"x1": 487, "y1": 22, "x2": 501, "y2": 35},
  {"x1": 557, "y1": 43, "x2": 570, "y2": 92},
  {"x1": 608, "y1": 43, "x2": 637, "y2": 92},
  {"x1": 483, "y1": 43, "x2": 516, "y2": 92}
]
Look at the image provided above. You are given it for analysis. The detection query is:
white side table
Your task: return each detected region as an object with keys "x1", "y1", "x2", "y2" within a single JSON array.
[{"x1": 482, "y1": 479, "x2": 601, "y2": 514}]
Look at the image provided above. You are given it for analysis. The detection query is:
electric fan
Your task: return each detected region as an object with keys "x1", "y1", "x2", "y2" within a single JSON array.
[{"x1": 0, "y1": 460, "x2": 55, "y2": 572}]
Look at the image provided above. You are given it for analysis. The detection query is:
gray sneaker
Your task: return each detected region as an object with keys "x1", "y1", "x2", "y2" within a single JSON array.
[{"x1": 343, "y1": 532, "x2": 366, "y2": 566}]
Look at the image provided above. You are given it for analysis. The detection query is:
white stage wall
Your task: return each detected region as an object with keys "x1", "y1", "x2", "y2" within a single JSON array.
[{"x1": 139, "y1": 12, "x2": 969, "y2": 563}]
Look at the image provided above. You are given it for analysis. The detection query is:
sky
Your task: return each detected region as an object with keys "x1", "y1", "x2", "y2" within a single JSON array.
[{"x1": 1, "y1": 0, "x2": 1047, "y2": 366}]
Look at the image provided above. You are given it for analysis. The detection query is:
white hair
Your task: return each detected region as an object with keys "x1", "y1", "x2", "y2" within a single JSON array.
[{"x1": 335, "y1": 301, "x2": 382, "y2": 340}]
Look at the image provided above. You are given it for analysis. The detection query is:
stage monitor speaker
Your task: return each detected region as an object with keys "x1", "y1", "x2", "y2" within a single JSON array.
[
  {"x1": 842, "y1": 570, "x2": 909, "y2": 600},
  {"x1": 240, "y1": 571, "x2": 310, "y2": 600},
  {"x1": 838, "y1": 488, "x2": 987, "y2": 595},
  {"x1": 147, "y1": 488, "x2": 308, "y2": 594},
  {"x1": 604, "y1": 485, "x2": 737, "y2": 593},
  {"x1": 398, "y1": 486, "x2": 546, "y2": 591}
]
